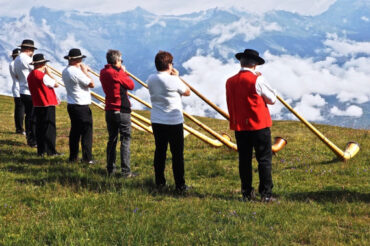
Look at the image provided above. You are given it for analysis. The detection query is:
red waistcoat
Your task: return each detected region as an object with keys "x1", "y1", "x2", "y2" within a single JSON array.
[
  {"x1": 226, "y1": 70, "x2": 272, "y2": 131},
  {"x1": 27, "y1": 69, "x2": 58, "y2": 107}
]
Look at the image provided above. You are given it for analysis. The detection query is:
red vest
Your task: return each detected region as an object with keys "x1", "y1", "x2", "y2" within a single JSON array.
[
  {"x1": 226, "y1": 70, "x2": 272, "y2": 131},
  {"x1": 27, "y1": 69, "x2": 58, "y2": 107}
]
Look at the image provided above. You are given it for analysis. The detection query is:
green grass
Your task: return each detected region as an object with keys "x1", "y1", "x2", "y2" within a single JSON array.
[{"x1": 0, "y1": 94, "x2": 369, "y2": 245}]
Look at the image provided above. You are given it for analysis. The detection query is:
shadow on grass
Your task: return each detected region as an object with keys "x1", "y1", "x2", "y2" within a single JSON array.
[
  {"x1": 281, "y1": 157, "x2": 341, "y2": 170},
  {"x1": 0, "y1": 139, "x2": 27, "y2": 147},
  {"x1": 286, "y1": 190, "x2": 370, "y2": 203},
  {"x1": 0, "y1": 148, "x2": 61, "y2": 165},
  {"x1": 10, "y1": 162, "x2": 238, "y2": 201}
]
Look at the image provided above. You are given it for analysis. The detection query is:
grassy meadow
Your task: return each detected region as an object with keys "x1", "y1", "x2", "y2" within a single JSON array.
[{"x1": 0, "y1": 94, "x2": 369, "y2": 245}]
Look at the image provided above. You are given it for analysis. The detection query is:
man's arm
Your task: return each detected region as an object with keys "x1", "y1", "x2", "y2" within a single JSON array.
[
  {"x1": 79, "y1": 64, "x2": 94, "y2": 88},
  {"x1": 255, "y1": 76, "x2": 276, "y2": 105}
]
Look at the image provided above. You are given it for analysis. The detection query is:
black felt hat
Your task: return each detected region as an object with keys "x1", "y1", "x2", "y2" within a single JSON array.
[
  {"x1": 64, "y1": 48, "x2": 86, "y2": 60},
  {"x1": 18, "y1": 39, "x2": 37, "y2": 49},
  {"x1": 10, "y1": 48, "x2": 21, "y2": 57},
  {"x1": 235, "y1": 49, "x2": 265, "y2": 65},
  {"x1": 30, "y1": 53, "x2": 50, "y2": 65}
]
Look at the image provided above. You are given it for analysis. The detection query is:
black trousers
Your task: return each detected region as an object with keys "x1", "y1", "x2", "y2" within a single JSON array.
[
  {"x1": 67, "y1": 104, "x2": 93, "y2": 162},
  {"x1": 235, "y1": 127, "x2": 273, "y2": 197},
  {"x1": 34, "y1": 106, "x2": 57, "y2": 155},
  {"x1": 20, "y1": 94, "x2": 36, "y2": 146},
  {"x1": 13, "y1": 97, "x2": 25, "y2": 133},
  {"x1": 152, "y1": 123, "x2": 185, "y2": 188}
]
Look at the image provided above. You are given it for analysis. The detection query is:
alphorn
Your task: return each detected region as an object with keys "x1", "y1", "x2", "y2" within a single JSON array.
[
  {"x1": 277, "y1": 95, "x2": 359, "y2": 161},
  {"x1": 93, "y1": 68, "x2": 285, "y2": 153},
  {"x1": 93, "y1": 69, "x2": 237, "y2": 149},
  {"x1": 49, "y1": 65, "x2": 222, "y2": 147},
  {"x1": 86, "y1": 69, "x2": 226, "y2": 147},
  {"x1": 48, "y1": 66, "x2": 152, "y2": 133}
]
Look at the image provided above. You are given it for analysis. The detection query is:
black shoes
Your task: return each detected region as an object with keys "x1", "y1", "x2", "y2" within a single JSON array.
[
  {"x1": 175, "y1": 184, "x2": 191, "y2": 194},
  {"x1": 241, "y1": 188, "x2": 277, "y2": 203},
  {"x1": 16, "y1": 130, "x2": 26, "y2": 135},
  {"x1": 242, "y1": 188, "x2": 256, "y2": 201}
]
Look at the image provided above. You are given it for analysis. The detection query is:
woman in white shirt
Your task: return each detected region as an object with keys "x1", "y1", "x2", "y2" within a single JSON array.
[{"x1": 147, "y1": 51, "x2": 190, "y2": 193}]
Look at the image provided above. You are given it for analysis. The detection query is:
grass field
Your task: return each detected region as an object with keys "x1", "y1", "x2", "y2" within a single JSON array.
[{"x1": 0, "y1": 94, "x2": 369, "y2": 245}]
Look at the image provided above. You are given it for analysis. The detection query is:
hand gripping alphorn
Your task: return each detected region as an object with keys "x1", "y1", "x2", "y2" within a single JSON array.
[
  {"x1": 114, "y1": 69, "x2": 286, "y2": 153},
  {"x1": 87, "y1": 69, "x2": 223, "y2": 147},
  {"x1": 48, "y1": 65, "x2": 152, "y2": 133},
  {"x1": 276, "y1": 95, "x2": 359, "y2": 161}
]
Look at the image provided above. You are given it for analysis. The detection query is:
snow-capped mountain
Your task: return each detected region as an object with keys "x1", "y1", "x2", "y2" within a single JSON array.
[{"x1": 0, "y1": 0, "x2": 369, "y2": 128}]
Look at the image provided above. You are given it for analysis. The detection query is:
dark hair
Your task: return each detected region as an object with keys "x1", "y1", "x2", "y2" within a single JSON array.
[
  {"x1": 106, "y1": 49, "x2": 122, "y2": 65},
  {"x1": 155, "y1": 51, "x2": 173, "y2": 71},
  {"x1": 68, "y1": 58, "x2": 83, "y2": 65},
  {"x1": 240, "y1": 57, "x2": 257, "y2": 67}
]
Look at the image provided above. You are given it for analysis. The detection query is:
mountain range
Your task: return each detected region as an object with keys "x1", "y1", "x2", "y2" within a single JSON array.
[{"x1": 0, "y1": 0, "x2": 369, "y2": 129}]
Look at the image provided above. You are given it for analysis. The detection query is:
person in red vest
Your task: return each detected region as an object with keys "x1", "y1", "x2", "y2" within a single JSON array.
[
  {"x1": 226, "y1": 49, "x2": 277, "y2": 202},
  {"x1": 27, "y1": 54, "x2": 61, "y2": 156}
]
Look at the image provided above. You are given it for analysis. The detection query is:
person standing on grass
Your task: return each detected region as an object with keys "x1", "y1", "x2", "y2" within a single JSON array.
[
  {"x1": 27, "y1": 54, "x2": 60, "y2": 156},
  {"x1": 9, "y1": 48, "x2": 25, "y2": 135},
  {"x1": 62, "y1": 48, "x2": 95, "y2": 164},
  {"x1": 14, "y1": 39, "x2": 37, "y2": 147},
  {"x1": 226, "y1": 49, "x2": 277, "y2": 202},
  {"x1": 100, "y1": 49, "x2": 137, "y2": 177},
  {"x1": 146, "y1": 50, "x2": 191, "y2": 193}
]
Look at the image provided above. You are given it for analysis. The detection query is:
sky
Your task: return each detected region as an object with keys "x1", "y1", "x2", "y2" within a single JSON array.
[{"x1": 0, "y1": 0, "x2": 337, "y2": 17}]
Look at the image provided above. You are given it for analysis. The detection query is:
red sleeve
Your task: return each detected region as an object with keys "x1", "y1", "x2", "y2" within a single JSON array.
[{"x1": 113, "y1": 70, "x2": 135, "y2": 90}]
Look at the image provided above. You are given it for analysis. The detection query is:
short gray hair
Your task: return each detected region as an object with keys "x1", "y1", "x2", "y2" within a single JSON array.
[
  {"x1": 106, "y1": 49, "x2": 122, "y2": 65},
  {"x1": 240, "y1": 57, "x2": 257, "y2": 67}
]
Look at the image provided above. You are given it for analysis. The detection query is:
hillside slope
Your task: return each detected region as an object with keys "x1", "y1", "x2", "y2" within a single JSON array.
[{"x1": 0, "y1": 95, "x2": 369, "y2": 245}]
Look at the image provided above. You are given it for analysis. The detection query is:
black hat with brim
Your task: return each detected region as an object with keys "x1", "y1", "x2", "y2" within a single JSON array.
[
  {"x1": 235, "y1": 49, "x2": 265, "y2": 65},
  {"x1": 10, "y1": 48, "x2": 21, "y2": 57},
  {"x1": 30, "y1": 54, "x2": 50, "y2": 65},
  {"x1": 18, "y1": 39, "x2": 37, "y2": 50},
  {"x1": 64, "y1": 48, "x2": 87, "y2": 60}
]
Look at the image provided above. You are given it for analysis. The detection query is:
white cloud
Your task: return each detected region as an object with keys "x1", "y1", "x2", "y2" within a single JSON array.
[
  {"x1": 292, "y1": 94, "x2": 326, "y2": 121},
  {"x1": 361, "y1": 16, "x2": 369, "y2": 22},
  {"x1": 323, "y1": 33, "x2": 370, "y2": 57},
  {"x1": 0, "y1": 0, "x2": 337, "y2": 17},
  {"x1": 330, "y1": 105, "x2": 363, "y2": 117}
]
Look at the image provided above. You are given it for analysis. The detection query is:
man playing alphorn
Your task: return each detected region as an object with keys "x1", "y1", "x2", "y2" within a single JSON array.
[
  {"x1": 62, "y1": 48, "x2": 95, "y2": 164},
  {"x1": 27, "y1": 54, "x2": 60, "y2": 156},
  {"x1": 14, "y1": 39, "x2": 37, "y2": 147},
  {"x1": 226, "y1": 49, "x2": 277, "y2": 202}
]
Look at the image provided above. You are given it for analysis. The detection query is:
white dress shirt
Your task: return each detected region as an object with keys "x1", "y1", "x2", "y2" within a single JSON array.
[
  {"x1": 9, "y1": 60, "x2": 20, "y2": 97},
  {"x1": 147, "y1": 71, "x2": 188, "y2": 125},
  {"x1": 241, "y1": 67, "x2": 276, "y2": 105},
  {"x1": 62, "y1": 65, "x2": 91, "y2": 105},
  {"x1": 13, "y1": 52, "x2": 33, "y2": 95}
]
